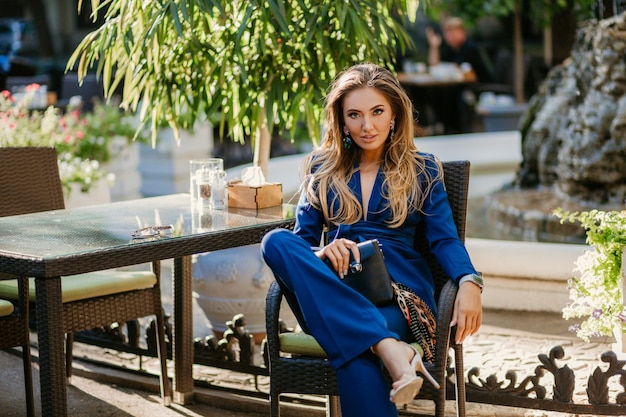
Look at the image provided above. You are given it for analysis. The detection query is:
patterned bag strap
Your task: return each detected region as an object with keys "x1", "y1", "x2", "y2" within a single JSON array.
[{"x1": 392, "y1": 282, "x2": 437, "y2": 363}]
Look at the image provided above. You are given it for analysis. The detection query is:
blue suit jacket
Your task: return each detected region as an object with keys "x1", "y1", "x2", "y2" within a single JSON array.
[{"x1": 293, "y1": 153, "x2": 478, "y2": 311}]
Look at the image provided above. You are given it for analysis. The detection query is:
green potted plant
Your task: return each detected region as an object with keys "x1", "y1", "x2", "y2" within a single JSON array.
[
  {"x1": 67, "y1": 0, "x2": 420, "y2": 175},
  {"x1": 554, "y1": 208, "x2": 626, "y2": 347},
  {"x1": 80, "y1": 98, "x2": 144, "y2": 161}
]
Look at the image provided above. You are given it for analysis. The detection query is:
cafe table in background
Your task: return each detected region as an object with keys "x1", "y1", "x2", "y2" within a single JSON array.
[{"x1": 398, "y1": 63, "x2": 477, "y2": 134}]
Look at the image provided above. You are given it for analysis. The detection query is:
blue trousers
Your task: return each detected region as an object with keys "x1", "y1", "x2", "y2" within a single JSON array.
[{"x1": 261, "y1": 228, "x2": 413, "y2": 416}]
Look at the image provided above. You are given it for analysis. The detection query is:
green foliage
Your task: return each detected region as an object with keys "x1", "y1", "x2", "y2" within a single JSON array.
[
  {"x1": 423, "y1": 0, "x2": 595, "y2": 27},
  {"x1": 554, "y1": 208, "x2": 626, "y2": 341},
  {"x1": 83, "y1": 99, "x2": 145, "y2": 150},
  {"x1": 69, "y1": 0, "x2": 420, "y2": 148}
]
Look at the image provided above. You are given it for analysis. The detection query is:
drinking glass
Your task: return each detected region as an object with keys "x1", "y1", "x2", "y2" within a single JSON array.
[{"x1": 190, "y1": 158, "x2": 223, "y2": 208}]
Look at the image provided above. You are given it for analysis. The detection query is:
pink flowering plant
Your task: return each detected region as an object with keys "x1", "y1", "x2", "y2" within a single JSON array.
[
  {"x1": 0, "y1": 83, "x2": 141, "y2": 196},
  {"x1": 555, "y1": 208, "x2": 626, "y2": 341}
]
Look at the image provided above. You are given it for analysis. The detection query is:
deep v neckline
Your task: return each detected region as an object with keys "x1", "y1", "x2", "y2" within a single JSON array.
[{"x1": 357, "y1": 164, "x2": 382, "y2": 221}]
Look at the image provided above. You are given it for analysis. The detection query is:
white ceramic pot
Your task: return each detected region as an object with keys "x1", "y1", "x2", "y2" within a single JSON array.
[
  {"x1": 103, "y1": 136, "x2": 142, "y2": 202},
  {"x1": 64, "y1": 177, "x2": 111, "y2": 209},
  {"x1": 138, "y1": 121, "x2": 214, "y2": 196},
  {"x1": 192, "y1": 243, "x2": 297, "y2": 341}
]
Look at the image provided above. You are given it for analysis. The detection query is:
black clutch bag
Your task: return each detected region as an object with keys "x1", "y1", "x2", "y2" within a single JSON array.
[{"x1": 325, "y1": 239, "x2": 394, "y2": 306}]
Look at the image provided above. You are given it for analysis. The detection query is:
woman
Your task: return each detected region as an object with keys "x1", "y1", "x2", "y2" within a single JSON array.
[{"x1": 261, "y1": 63, "x2": 482, "y2": 416}]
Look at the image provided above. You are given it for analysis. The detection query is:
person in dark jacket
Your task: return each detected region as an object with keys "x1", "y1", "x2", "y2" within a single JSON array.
[
  {"x1": 426, "y1": 17, "x2": 493, "y2": 83},
  {"x1": 426, "y1": 17, "x2": 494, "y2": 133}
]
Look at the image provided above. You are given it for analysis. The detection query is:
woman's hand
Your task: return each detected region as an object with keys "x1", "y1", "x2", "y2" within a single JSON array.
[
  {"x1": 450, "y1": 282, "x2": 482, "y2": 344},
  {"x1": 316, "y1": 238, "x2": 360, "y2": 278}
]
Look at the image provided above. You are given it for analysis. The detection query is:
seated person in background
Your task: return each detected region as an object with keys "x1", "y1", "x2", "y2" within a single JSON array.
[
  {"x1": 426, "y1": 16, "x2": 493, "y2": 83},
  {"x1": 426, "y1": 17, "x2": 494, "y2": 133}
]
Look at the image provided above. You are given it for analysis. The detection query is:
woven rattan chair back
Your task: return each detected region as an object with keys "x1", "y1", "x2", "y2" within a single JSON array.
[
  {"x1": 0, "y1": 147, "x2": 65, "y2": 216},
  {"x1": 265, "y1": 160, "x2": 471, "y2": 417},
  {"x1": 0, "y1": 146, "x2": 171, "y2": 403}
]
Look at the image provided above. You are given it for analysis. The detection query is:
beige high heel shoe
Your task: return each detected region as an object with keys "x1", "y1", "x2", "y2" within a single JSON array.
[
  {"x1": 407, "y1": 342, "x2": 439, "y2": 389},
  {"x1": 389, "y1": 342, "x2": 440, "y2": 405},
  {"x1": 389, "y1": 374, "x2": 423, "y2": 405}
]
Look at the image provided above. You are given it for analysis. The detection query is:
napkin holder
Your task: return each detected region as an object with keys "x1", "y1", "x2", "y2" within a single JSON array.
[{"x1": 227, "y1": 180, "x2": 283, "y2": 209}]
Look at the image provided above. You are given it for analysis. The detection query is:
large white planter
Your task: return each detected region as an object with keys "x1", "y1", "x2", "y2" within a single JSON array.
[
  {"x1": 64, "y1": 177, "x2": 111, "y2": 209},
  {"x1": 138, "y1": 122, "x2": 214, "y2": 197},
  {"x1": 192, "y1": 243, "x2": 297, "y2": 342},
  {"x1": 103, "y1": 136, "x2": 142, "y2": 202}
]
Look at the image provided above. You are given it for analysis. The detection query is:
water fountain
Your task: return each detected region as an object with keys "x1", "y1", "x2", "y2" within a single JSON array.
[{"x1": 488, "y1": 13, "x2": 626, "y2": 243}]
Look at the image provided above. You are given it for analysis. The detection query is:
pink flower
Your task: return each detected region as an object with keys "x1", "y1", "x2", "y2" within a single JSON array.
[
  {"x1": 76, "y1": 130, "x2": 85, "y2": 139},
  {"x1": 1, "y1": 90, "x2": 13, "y2": 102},
  {"x1": 64, "y1": 134, "x2": 72, "y2": 143},
  {"x1": 25, "y1": 83, "x2": 41, "y2": 92}
]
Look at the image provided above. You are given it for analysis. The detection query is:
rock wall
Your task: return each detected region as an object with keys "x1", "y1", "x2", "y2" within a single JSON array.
[{"x1": 516, "y1": 13, "x2": 626, "y2": 206}]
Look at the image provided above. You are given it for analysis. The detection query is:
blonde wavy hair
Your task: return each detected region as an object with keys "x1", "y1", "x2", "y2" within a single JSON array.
[{"x1": 302, "y1": 63, "x2": 442, "y2": 228}]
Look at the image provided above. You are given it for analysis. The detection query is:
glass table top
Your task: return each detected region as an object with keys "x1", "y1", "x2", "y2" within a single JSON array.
[{"x1": 0, "y1": 194, "x2": 294, "y2": 259}]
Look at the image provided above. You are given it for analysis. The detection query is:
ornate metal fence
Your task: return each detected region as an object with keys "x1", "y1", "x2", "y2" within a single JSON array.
[{"x1": 462, "y1": 345, "x2": 626, "y2": 415}]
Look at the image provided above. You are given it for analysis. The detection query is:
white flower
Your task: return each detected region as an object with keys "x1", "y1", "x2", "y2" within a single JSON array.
[{"x1": 555, "y1": 208, "x2": 626, "y2": 342}]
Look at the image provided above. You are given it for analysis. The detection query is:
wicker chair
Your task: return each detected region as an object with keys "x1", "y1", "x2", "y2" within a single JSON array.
[
  {"x1": 265, "y1": 160, "x2": 471, "y2": 417},
  {"x1": 0, "y1": 147, "x2": 171, "y2": 403},
  {"x1": 0, "y1": 277, "x2": 34, "y2": 417}
]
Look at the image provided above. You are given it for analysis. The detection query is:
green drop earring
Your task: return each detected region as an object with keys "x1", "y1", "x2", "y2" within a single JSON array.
[{"x1": 342, "y1": 130, "x2": 353, "y2": 149}]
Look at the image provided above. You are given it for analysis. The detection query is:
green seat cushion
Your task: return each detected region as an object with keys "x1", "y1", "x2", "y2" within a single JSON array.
[
  {"x1": 278, "y1": 334, "x2": 423, "y2": 360},
  {"x1": 0, "y1": 270, "x2": 156, "y2": 303},
  {"x1": 0, "y1": 299, "x2": 14, "y2": 317},
  {"x1": 279, "y1": 332, "x2": 328, "y2": 358}
]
